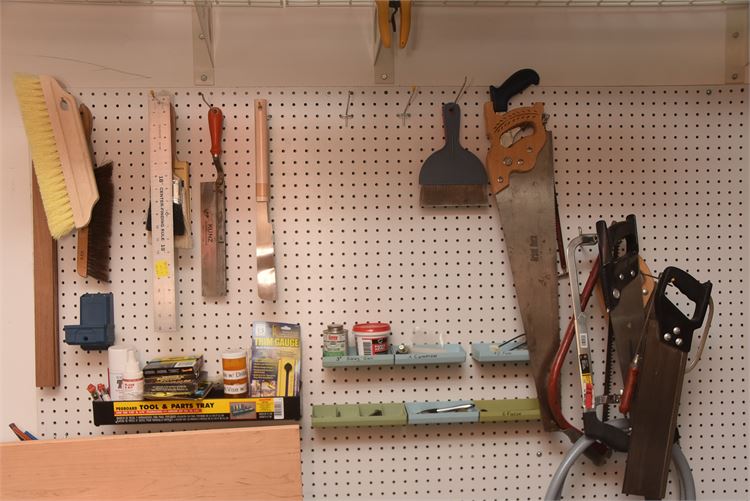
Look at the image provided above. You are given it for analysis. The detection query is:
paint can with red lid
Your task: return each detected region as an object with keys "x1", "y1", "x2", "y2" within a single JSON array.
[{"x1": 353, "y1": 322, "x2": 391, "y2": 356}]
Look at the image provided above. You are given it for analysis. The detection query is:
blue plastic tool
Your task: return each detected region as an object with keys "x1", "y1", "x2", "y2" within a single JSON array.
[{"x1": 63, "y1": 293, "x2": 115, "y2": 350}]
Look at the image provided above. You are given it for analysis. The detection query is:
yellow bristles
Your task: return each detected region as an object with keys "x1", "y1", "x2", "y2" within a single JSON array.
[{"x1": 14, "y1": 74, "x2": 74, "y2": 239}]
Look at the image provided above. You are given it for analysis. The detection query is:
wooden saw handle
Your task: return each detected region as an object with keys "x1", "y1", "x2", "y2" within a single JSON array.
[
  {"x1": 255, "y1": 99, "x2": 270, "y2": 202},
  {"x1": 208, "y1": 107, "x2": 223, "y2": 158},
  {"x1": 484, "y1": 102, "x2": 547, "y2": 195}
]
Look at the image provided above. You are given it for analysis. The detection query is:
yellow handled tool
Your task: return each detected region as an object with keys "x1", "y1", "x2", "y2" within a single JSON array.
[{"x1": 376, "y1": 0, "x2": 411, "y2": 49}]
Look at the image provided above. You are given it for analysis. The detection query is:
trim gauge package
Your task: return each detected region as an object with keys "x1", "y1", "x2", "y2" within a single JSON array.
[{"x1": 250, "y1": 321, "x2": 301, "y2": 397}]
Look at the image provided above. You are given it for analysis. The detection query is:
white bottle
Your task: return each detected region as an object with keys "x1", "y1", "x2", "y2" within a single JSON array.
[
  {"x1": 108, "y1": 345, "x2": 134, "y2": 401},
  {"x1": 121, "y1": 351, "x2": 144, "y2": 401}
]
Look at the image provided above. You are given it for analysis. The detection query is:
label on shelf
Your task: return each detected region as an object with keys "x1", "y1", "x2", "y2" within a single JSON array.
[{"x1": 92, "y1": 396, "x2": 300, "y2": 425}]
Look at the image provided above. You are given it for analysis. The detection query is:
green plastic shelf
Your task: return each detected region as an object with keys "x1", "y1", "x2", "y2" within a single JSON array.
[
  {"x1": 475, "y1": 398, "x2": 541, "y2": 422},
  {"x1": 311, "y1": 402, "x2": 407, "y2": 427},
  {"x1": 311, "y1": 398, "x2": 540, "y2": 428}
]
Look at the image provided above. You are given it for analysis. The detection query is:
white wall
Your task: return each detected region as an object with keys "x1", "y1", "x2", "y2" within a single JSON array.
[{"x1": 0, "y1": 1, "x2": 745, "y2": 443}]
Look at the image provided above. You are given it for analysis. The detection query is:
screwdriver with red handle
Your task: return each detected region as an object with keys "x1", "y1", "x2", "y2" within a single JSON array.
[{"x1": 619, "y1": 354, "x2": 641, "y2": 415}]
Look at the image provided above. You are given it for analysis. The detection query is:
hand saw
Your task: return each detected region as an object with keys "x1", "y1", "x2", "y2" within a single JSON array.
[
  {"x1": 201, "y1": 106, "x2": 227, "y2": 297},
  {"x1": 597, "y1": 215, "x2": 647, "y2": 378},
  {"x1": 484, "y1": 69, "x2": 560, "y2": 431},
  {"x1": 623, "y1": 267, "x2": 712, "y2": 499},
  {"x1": 148, "y1": 92, "x2": 177, "y2": 332},
  {"x1": 596, "y1": 215, "x2": 648, "y2": 420}
]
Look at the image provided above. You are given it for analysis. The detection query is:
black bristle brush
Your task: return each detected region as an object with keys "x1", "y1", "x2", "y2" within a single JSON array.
[
  {"x1": 85, "y1": 162, "x2": 114, "y2": 281},
  {"x1": 76, "y1": 104, "x2": 113, "y2": 282}
]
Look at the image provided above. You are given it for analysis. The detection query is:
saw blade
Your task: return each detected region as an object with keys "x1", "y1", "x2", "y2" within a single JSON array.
[
  {"x1": 494, "y1": 131, "x2": 559, "y2": 431},
  {"x1": 200, "y1": 180, "x2": 226, "y2": 297},
  {"x1": 609, "y1": 277, "x2": 646, "y2": 377}
]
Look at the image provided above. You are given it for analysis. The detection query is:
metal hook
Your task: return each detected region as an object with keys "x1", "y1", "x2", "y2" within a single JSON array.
[
  {"x1": 339, "y1": 90, "x2": 354, "y2": 127},
  {"x1": 452, "y1": 76, "x2": 469, "y2": 104},
  {"x1": 397, "y1": 85, "x2": 418, "y2": 126},
  {"x1": 198, "y1": 91, "x2": 212, "y2": 108}
]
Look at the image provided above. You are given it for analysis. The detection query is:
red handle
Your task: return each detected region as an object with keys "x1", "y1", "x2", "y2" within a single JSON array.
[
  {"x1": 619, "y1": 362, "x2": 640, "y2": 415},
  {"x1": 208, "y1": 107, "x2": 223, "y2": 157}
]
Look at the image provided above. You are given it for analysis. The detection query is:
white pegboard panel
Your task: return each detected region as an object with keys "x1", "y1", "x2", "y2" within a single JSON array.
[{"x1": 38, "y1": 85, "x2": 747, "y2": 500}]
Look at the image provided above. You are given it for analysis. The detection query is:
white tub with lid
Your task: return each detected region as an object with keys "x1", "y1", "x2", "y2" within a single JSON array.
[{"x1": 353, "y1": 322, "x2": 391, "y2": 356}]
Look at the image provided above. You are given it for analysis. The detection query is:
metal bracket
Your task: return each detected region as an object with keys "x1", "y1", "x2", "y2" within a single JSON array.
[
  {"x1": 725, "y1": 5, "x2": 748, "y2": 84},
  {"x1": 595, "y1": 394, "x2": 621, "y2": 406},
  {"x1": 373, "y1": 6, "x2": 395, "y2": 85},
  {"x1": 193, "y1": 0, "x2": 215, "y2": 86}
]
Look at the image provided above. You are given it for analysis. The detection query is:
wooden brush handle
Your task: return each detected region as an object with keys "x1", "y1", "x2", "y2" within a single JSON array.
[
  {"x1": 79, "y1": 104, "x2": 93, "y2": 141},
  {"x1": 254, "y1": 100, "x2": 270, "y2": 202},
  {"x1": 76, "y1": 103, "x2": 94, "y2": 278},
  {"x1": 40, "y1": 76, "x2": 98, "y2": 229},
  {"x1": 76, "y1": 226, "x2": 89, "y2": 278}
]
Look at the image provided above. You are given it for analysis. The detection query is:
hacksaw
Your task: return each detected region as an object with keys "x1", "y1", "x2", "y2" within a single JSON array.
[{"x1": 148, "y1": 92, "x2": 177, "y2": 332}]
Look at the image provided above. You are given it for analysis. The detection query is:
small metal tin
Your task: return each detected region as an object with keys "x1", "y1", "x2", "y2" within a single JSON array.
[{"x1": 323, "y1": 323, "x2": 348, "y2": 357}]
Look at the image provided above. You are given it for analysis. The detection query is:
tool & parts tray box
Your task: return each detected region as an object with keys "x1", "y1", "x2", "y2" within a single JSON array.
[
  {"x1": 311, "y1": 398, "x2": 540, "y2": 427},
  {"x1": 93, "y1": 389, "x2": 301, "y2": 425},
  {"x1": 322, "y1": 343, "x2": 466, "y2": 368}
]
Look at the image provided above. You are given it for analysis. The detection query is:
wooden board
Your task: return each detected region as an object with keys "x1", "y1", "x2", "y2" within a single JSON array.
[
  {"x1": 0, "y1": 425, "x2": 302, "y2": 500},
  {"x1": 32, "y1": 173, "x2": 59, "y2": 387}
]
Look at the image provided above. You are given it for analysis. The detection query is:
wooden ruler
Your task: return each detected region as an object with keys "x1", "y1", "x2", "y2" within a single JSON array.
[{"x1": 148, "y1": 92, "x2": 177, "y2": 332}]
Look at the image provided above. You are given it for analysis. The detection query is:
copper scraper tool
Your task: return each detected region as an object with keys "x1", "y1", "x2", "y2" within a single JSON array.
[
  {"x1": 201, "y1": 106, "x2": 226, "y2": 297},
  {"x1": 623, "y1": 267, "x2": 711, "y2": 499},
  {"x1": 484, "y1": 69, "x2": 560, "y2": 431},
  {"x1": 255, "y1": 99, "x2": 277, "y2": 301}
]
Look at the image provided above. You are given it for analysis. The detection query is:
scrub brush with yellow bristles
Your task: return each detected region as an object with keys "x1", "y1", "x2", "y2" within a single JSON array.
[{"x1": 14, "y1": 74, "x2": 99, "y2": 239}]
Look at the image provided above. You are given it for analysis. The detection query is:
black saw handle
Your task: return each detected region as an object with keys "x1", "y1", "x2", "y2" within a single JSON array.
[
  {"x1": 597, "y1": 214, "x2": 640, "y2": 310},
  {"x1": 490, "y1": 68, "x2": 540, "y2": 112},
  {"x1": 655, "y1": 266, "x2": 712, "y2": 353}
]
